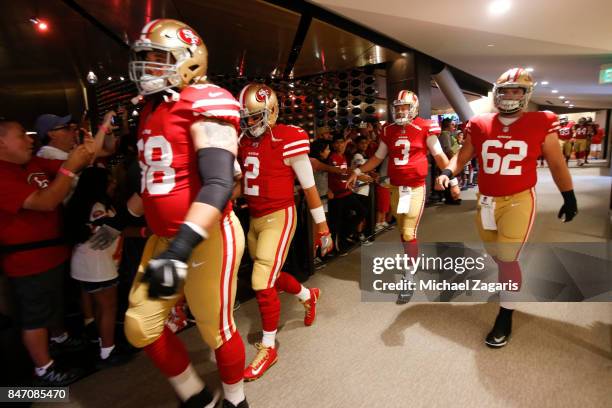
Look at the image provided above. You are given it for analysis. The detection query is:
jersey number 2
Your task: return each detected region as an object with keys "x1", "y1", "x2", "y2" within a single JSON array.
[
  {"x1": 243, "y1": 156, "x2": 260, "y2": 196},
  {"x1": 137, "y1": 136, "x2": 176, "y2": 195},
  {"x1": 482, "y1": 140, "x2": 528, "y2": 175}
]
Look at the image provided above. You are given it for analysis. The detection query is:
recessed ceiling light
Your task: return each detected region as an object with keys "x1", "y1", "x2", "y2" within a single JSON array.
[
  {"x1": 559, "y1": 96, "x2": 565, "y2": 99},
  {"x1": 541, "y1": 81, "x2": 549, "y2": 85},
  {"x1": 525, "y1": 67, "x2": 534, "y2": 72},
  {"x1": 489, "y1": 0, "x2": 512, "y2": 15},
  {"x1": 487, "y1": 44, "x2": 495, "y2": 47},
  {"x1": 401, "y1": 52, "x2": 408, "y2": 57},
  {"x1": 552, "y1": 89, "x2": 559, "y2": 93},
  {"x1": 569, "y1": 105, "x2": 574, "y2": 108},
  {"x1": 564, "y1": 100, "x2": 570, "y2": 104}
]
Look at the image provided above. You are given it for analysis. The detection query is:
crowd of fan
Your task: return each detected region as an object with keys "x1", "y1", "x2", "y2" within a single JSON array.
[{"x1": 0, "y1": 110, "x2": 466, "y2": 386}]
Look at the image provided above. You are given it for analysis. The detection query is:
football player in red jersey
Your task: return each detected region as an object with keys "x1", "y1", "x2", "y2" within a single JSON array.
[
  {"x1": 437, "y1": 68, "x2": 577, "y2": 348},
  {"x1": 237, "y1": 83, "x2": 333, "y2": 381},
  {"x1": 123, "y1": 19, "x2": 248, "y2": 408},
  {"x1": 347, "y1": 90, "x2": 460, "y2": 304},
  {"x1": 557, "y1": 115, "x2": 575, "y2": 164},
  {"x1": 573, "y1": 117, "x2": 589, "y2": 166}
]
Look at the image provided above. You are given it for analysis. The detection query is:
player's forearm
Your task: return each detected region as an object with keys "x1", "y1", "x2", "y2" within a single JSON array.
[
  {"x1": 358, "y1": 156, "x2": 383, "y2": 173},
  {"x1": 303, "y1": 186, "x2": 329, "y2": 230},
  {"x1": 446, "y1": 145, "x2": 472, "y2": 175},
  {"x1": 549, "y1": 161, "x2": 573, "y2": 192},
  {"x1": 433, "y1": 153, "x2": 450, "y2": 170},
  {"x1": 303, "y1": 186, "x2": 323, "y2": 210},
  {"x1": 183, "y1": 202, "x2": 222, "y2": 233}
]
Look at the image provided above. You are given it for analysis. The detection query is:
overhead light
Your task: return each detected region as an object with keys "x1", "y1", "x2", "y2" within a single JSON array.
[
  {"x1": 551, "y1": 89, "x2": 559, "y2": 93},
  {"x1": 119, "y1": 76, "x2": 125, "y2": 81},
  {"x1": 30, "y1": 17, "x2": 49, "y2": 32},
  {"x1": 401, "y1": 52, "x2": 408, "y2": 57},
  {"x1": 559, "y1": 96, "x2": 565, "y2": 99},
  {"x1": 132, "y1": 110, "x2": 139, "y2": 117},
  {"x1": 378, "y1": 109, "x2": 385, "y2": 113},
  {"x1": 86, "y1": 71, "x2": 98, "y2": 84},
  {"x1": 525, "y1": 67, "x2": 534, "y2": 72},
  {"x1": 541, "y1": 81, "x2": 549, "y2": 85},
  {"x1": 569, "y1": 104, "x2": 574, "y2": 108},
  {"x1": 288, "y1": 82, "x2": 295, "y2": 88},
  {"x1": 564, "y1": 100, "x2": 570, "y2": 104},
  {"x1": 487, "y1": 44, "x2": 495, "y2": 47},
  {"x1": 488, "y1": 0, "x2": 512, "y2": 15},
  {"x1": 107, "y1": 76, "x2": 112, "y2": 81}
]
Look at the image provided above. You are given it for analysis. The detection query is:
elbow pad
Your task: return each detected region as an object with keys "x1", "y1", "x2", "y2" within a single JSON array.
[{"x1": 195, "y1": 148, "x2": 235, "y2": 212}]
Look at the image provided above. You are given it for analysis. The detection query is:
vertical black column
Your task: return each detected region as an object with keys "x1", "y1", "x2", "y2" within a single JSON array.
[
  {"x1": 414, "y1": 52, "x2": 432, "y2": 118},
  {"x1": 386, "y1": 53, "x2": 415, "y2": 114}
]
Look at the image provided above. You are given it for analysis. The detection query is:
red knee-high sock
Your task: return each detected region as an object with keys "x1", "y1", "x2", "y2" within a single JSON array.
[
  {"x1": 494, "y1": 258, "x2": 522, "y2": 290},
  {"x1": 144, "y1": 326, "x2": 190, "y2": 378},
  {"x1": 275, "y1": 271, "x2": 301, "y2": 295},
  {"x1": 215, "y1": 333, "x2": 245, "y2": 384},
  {"x1": 255, "y1": 288, "x2": 280, "y2": 332},
  {"x1": 402, "y1": 238, "x2": 419, "y2": 259}
]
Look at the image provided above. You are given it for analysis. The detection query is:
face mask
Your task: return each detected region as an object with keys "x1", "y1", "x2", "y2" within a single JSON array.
[{"x1": 139, "y1": 74, "x2": 167, "y2": 94}]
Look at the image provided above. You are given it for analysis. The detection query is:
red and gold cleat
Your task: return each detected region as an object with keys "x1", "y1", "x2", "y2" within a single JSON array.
[
  {"x1": 243, "y1": 343, "x2": 278, "y2": 382},
  {"x1": 301, "y1": 288, "x2": 320, "y2": 326}
]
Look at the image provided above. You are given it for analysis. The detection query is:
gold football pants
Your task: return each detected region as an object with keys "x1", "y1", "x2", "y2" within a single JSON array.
[{"x1": 124, "y1": 211, "x2": 245, "y2": 350}]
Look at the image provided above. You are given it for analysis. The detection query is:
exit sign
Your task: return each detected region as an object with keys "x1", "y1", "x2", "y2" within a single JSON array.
[{"x1": 599, "y1": 64, "x2": 612, "y2": 84}]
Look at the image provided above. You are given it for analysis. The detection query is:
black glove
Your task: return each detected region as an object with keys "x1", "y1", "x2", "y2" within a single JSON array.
[
  {"x1": 142, "y1": 223, "x2": 204, "y2": 299},
  {"x1": 558, "y1": 190, "x2": 577, "y2": 222}
]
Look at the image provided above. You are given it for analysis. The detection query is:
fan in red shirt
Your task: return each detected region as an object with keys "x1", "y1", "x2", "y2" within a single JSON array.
[
  {"x1": 237, "y1": 83, "x2": 332, "y2": 382},
  {"x1": 438, "y1": 67, "x2": 577, "y2": 349},
  {"x1": 0, "y1": 120, "x2": 94, "y2": 385},
  {"x1": 123, "y1": 19, "x2": 248, "y2": 408},
  {"x1": 348, "y1": 90, "x2": 460, "y2": 304}
]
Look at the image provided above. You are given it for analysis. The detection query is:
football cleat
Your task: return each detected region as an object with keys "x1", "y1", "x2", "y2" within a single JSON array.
[
  {"x1": 222, "y1": 399, "x2": 249, "y2": 408},
  {"x1": 301, "y1": 288, "x2": 321, "y2": 326},
  {"x1": 244, "y1": 343, "x2": 278, "y2": 382},
  {"x1": 485, "y1": 309, "x2": 513, "y2": 349},
  {"x1": 179, "y1": 386, "x2": 220, "y2": 408},
  {"x1": 396, "y1": 288, "x2": 414, "y2": 305}
]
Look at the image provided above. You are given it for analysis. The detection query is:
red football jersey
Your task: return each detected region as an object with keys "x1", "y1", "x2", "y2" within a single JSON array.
[
  {"x1": 557, "y1": 121, "x2": 575, "y2": 141},
  {"x1": 327, "y1": 152, "x2": 351, "y2": 199},
  {"x1": 238, "y1": 124, "x2": 310, "y2": 218},
  {"x1": 381, "y1": 117, "x2": 441, "y2": 187},
  {"x1": 574, "y1": 124, "x2": 589, "y2": 140},
  {"x1": 467, "y1": 112, "x2": 559, "y2": 197},
  {"x1": 137, "y1": 84, "x2": 240, "y2": 237}
]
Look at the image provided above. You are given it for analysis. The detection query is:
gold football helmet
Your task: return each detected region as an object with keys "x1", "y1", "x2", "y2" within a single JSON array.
[
  {"x1": 392, "y1": 90, "x2": 419, "y2": 125},
  {"x1": 238, "y1": 83, "x2": 279, "y2": 137},
  {"x1": 493, "y1": 68, "x2": 534, "y2": 114},
  {"x1": 129, "y1": 19, "x2": 208, "y2": 95}
]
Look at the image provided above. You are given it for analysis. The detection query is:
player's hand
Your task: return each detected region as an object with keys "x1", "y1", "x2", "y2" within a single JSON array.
[
  {"x1": 142, "y1": 252, "x2": 187, "y2": 299},
  {"x1": 436, "y1": 175, "x2": 450, "y2": 190},
  {"x1": 316, "y1": 230, "x2": 333, "y2": 257},
  {"x1": 89, "y1": 223, "x2": 121, "y2": 250},
  {"x1": 347, "y1": 172, "x2": 359, "y2": 189},
  {"x1": 558, "y1": 190, "x2": 577, "y2": 223}
]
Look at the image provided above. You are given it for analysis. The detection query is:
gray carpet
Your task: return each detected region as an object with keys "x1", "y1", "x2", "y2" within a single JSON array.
[{"x1": 40, "y1": 166, "x2": 612, "y2": 408}]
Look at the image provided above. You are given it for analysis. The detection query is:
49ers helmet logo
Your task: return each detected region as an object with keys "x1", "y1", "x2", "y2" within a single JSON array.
[
  {"x1": 255, "y1": 87, "x2": 272, "y2": 102},
  {"x1": 177, "y1": 28, "x2": 201, "y2": 45}
]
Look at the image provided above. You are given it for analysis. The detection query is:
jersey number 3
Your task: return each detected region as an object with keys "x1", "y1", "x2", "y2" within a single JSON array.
[
  {"x1": 137, "y1": 136, "x2": 176, "y2": 195},
  {"x1": 482, "y1": 140, "x2": 528, "y2": 175},
  {"x1": 394, "y1": 140, "x2": 410, "y2": 165}
]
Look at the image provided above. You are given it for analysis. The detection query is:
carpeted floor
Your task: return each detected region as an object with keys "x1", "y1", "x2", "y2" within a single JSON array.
[{"x1": 39, "y1": 166, "x2": 612, "y2": 408}]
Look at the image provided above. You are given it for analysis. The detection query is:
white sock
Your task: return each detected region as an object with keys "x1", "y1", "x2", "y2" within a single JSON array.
[
  {"x1": 261, "y1": 330, "x2": 277, "y2": 348},
  {"x1": 100, "y1": 344, "x2": 115, "y2": 360},
  {"x1": 296, "y1": 286, "x2": 310, "y2": 302},
  {"x1": 35, "y1": 360, "x2": 54, "y2": 376},
  {"x1": 50, "y1": 332, "x2": 68, "y2": 343},
  {"x1": 222, "y1": 380, "x2": 245, "y2": 406},
  {"x1": 84, "y1": 317, "x2": 95, "y2": 326},
  {"x1": 168, "y1": 364, "x2": 205, "y2": 402}
]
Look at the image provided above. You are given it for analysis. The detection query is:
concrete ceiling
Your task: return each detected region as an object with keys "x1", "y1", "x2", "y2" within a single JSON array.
[{"x1": 310, "y1": 0, "x2": 612, "y2": 109}]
